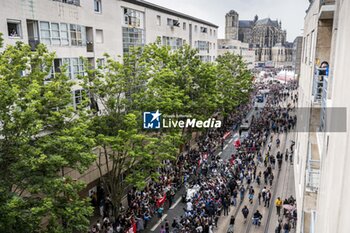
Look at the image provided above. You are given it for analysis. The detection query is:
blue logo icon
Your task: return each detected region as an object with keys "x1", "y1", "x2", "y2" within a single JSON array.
[{"x1": 143, "y1": 110, "x2": 162, "y2": 129}]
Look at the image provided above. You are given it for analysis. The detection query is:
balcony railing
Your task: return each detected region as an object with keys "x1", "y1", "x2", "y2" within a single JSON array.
[
  {"x1": 312, "y1": 67, "x2": 328, "y2": 103},
  {"x1": 306, "y1": 142, "x2": 320, "y2": 192},
  {"x1": 87, "y1": 41, "x2": 94, "y2": 52}
]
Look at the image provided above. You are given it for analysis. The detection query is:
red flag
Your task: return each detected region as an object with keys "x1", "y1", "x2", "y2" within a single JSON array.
[
  {"x1": 234, "y1": 139, "x2": 241, "y2": 148},
  {"x1": 156, "y1": 193, "x2": 166, "y2": 207}
]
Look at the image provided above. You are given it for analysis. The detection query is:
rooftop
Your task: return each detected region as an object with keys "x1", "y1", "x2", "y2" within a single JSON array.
[
  {"x1": 122, "y1": 0, "x2": 219, "y2": 28},
  {"x1": 255, "y1": 18, "x2": 279, "y2": 27}
]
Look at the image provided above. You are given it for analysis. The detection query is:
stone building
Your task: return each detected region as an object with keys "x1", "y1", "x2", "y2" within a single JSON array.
[{"x1": 225, "y1": 10, "x2": 292, "y2": 67}]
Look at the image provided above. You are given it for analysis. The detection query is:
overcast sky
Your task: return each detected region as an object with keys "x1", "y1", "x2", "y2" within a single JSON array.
[{"x1": 145, "y1": 0, "x2": 309, "y2": 42}]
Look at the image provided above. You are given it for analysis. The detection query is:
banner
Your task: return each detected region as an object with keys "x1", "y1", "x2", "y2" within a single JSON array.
[{"x1": 223, "y1": 131, "x2": 231, "y2": 139}]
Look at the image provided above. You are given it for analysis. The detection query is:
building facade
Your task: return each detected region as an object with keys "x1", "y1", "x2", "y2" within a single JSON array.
[
  {"x1": 293, "y1": 36, "x2": 303, "y2": 78},
  {"x1": 225, "y1": 10, "x2": 292, "y2": 67},
  {"x1": 294, "y1": 0, "x2": 350, "y2": 233},
  {"x1": 217, "y1": 39, "x2": 255, "y2": 69},
  {"x1": 0, "y1": 0, "x2": 218, "y2": 196}
]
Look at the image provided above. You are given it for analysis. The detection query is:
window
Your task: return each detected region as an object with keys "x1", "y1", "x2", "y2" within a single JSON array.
[
  {"x1": 60, "y1": 23, "x2": 69, "y2": 45},
  {"x1": 73, "y1": 89, "x2": 87, "y2": 109},
  {"x1": 167, "y1": 18, "x2": 180, "y2": 27},
  {"x1": 49, "y1": 58, "x2": 63, "y2": 79},
  {"x1": 156, "y1": 15, "x2": 161, "y2": 26},
  {"x1": 162, "y1": 36, "x2": 183, "y2": 50},
  {"x1": 122, "y1": 27, "x2": 145, "y2": 54},
  {"x1": 96, "y1": 29, "x2": 103, "y2": 43},
  {"x1": 53, "y1": 0, "x2": 80, "y2": 6},
  {"x1": 94, "y1": 0, "x2": 102, "y2": 13},
  {"x1": 51, "y1": 58, "x2": 85, "y2": 79},
  {"x1": 71, "y1": 58, "x2": 84, "y2": 79},
  {"x1": 198, "y1": 55, "x2": 211, "y2": 62},
  {"x1": 7, "y1": 19, "x2": 22, "y2": 38},
  {"x1": 210, "y1": 29, "x2": 212, "y2": 36},
  {"x1": 194, "y1": 25, "x2": 198, "y2": 32},
  {"x1": 70, "y1": 24, "x2": 86, "y2": 46},
  {"x1": 51, "y1": 23, "x2": 61, "y2": 45},
  {"x1": 195, "y1": 41, "x2": 209, "y2": 52},
  {"x1": 183, "y1": 22, "x2": 186, "y2": 30},
  {"x1": 214, "y1": 29, "x2": 216, "y2": 36},
  {"x1": 200, "y1": 27, "x2": 207, "y2": 33},
  {"x1": 97, "y1": 58, "x2": 105, "y2": 67},
  {"x1": 213, "y1": 43, "x2": 215, "y2": 50},
  {"x1": 123, "y1": 8, "x2": 144, "y2": 28},
  {"x1": 40, "y1": 21, "x2": 51, "y2": 45}
]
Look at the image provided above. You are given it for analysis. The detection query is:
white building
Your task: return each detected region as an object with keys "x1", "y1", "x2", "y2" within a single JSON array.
[
  {"x1": 217, "y1": 39, "x2": 255, "y2": 69},
  {"x1": 0, "y1": 0, "x2": 218, "y2": 195},
  {"x1": 295, "y1": 0, "x2": 350, "y2": 232}
]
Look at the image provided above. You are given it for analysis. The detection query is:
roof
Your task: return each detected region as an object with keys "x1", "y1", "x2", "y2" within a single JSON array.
[
  {"x1": 239, "y1": 20, "x2": 254, "y2": 28},
  {"x1": 255, "y1": 18, "x2": 279, "y2": 27},
  {"x1": 122, "y1": 0, "x2": 219, "y2": 28},
  {"x1": 226, "y1": 10, "x2": 238, "y2": 16}
]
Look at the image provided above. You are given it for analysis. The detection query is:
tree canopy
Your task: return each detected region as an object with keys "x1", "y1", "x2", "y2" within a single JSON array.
[{"x1": 0, "y1": 40, "x2": 96, "y2": 233}]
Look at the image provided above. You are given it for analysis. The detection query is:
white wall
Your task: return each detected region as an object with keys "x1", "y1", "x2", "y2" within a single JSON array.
[
  {"x1": 315, "y1": 0, "x2": 350, "y2": 232},
  {"x1": 295, "y1": 0, "x2": 320, "y2": 232},
  {"x1": 217, "y1": 39, "x2": 255, "y2": 69},
  {"x1": 0, "y1": 0, "x2": 122, "y2": 60}
]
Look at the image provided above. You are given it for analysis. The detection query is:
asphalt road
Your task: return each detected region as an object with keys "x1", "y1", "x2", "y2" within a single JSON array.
[{"x1": 144, "y1": 100, "x2": 267, "y2": 233}]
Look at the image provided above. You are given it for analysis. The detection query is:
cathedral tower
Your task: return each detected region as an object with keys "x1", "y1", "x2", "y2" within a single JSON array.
[{"x1": 225, "y1": 10, "x2": 239, "y2": 40}]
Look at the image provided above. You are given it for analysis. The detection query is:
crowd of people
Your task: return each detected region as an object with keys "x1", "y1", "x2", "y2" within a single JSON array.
[{"x1": 89, "y1": 81, "x2": 299, "y2": 233}]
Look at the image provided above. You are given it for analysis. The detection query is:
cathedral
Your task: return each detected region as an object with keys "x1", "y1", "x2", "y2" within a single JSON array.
[{"x1": 225, "y1": 10, "x2": 293, "y2": 67}]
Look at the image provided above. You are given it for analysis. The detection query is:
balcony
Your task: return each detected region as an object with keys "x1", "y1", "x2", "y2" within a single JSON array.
[
  {"x1": 312, "y1": 67, "x2": 328, "y2": 104},
  {"x1": 86, "y1": 27, "x2": 94, "y2": 53},
  {"x1": 319, "y1": 0, "x2": 335, "y2": 20},
  {"x1": 306, "y1": 141, "x2": 320, "y2": 193}
]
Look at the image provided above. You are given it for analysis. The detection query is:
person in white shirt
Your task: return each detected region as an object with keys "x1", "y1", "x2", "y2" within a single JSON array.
[{"x1": 186, "y1": 201, "x2": 193, "y2": 212}]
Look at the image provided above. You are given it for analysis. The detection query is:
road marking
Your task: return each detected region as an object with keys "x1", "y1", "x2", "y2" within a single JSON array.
[
  {"x1": 229, "y1": 138, "x2": 233, "y2": 143},
  {"x1": 170, "y1": 197, "x2": 181, "y2": 209},
  {"x1": 224, "y1": 144, "x2": 228, "y2": 150},
  {"x1": 218, "y1": 152, "x2": 222, "y2": 156},
  {"x1": 151, "y1": 214, "x2": 168, "y2": 231}
]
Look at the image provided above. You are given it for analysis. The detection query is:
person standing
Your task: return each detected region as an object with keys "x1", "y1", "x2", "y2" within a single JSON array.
[
  {"x1": 232, "y1": 189, "x2": 238, "y2": 206},
  {"x1": 165, "y1": 219, "x2": 170, "y2": 233},
  {"x1": 275, "y1": 197, "x2": 283, "y2": 216},
  {"x1": 227, "y1": 216, "x2": 235, "y2": 233},
  {"x1": 265, "y1": 190, "x2": 271, "y2": 208},
  {"x1": 275, "y1": 222, "x2": 282, "y2": 233},
  {"x1": 248, "y1": 186, "x2": 255, "y2": 204},
  {"x1": 223, "y1": 197, "x2": 229, "y2": 216},
  {"x1": 262, "y1": 187, "x2": 267, "y2": 202},
  {"x1": 160, "y1": 225, "x2": 166, "y2": 233},
  {"x1": 240, "y1": 186, "x2": 245, "y2": 203},
  {"x1": 258, "y1": 191, "x2": 262, "y2": 205},
  {"x1": 283, "y1": 222, "x2": 291, "y2": 233},
  {"x1": 242, "y1": 206, "x2": 249, "y2": 223}
]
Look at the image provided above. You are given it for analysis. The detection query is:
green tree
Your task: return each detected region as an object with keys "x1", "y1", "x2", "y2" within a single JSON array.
[
  {"x1": 216, "y1": 52, "x2": 253, "y2": 122},
  {"x1": 82, "y1": 49, "x2": 181, "y2": 217},
  {"x1": 0, "y1": 41, "x2": 96, "y2": 233}
]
